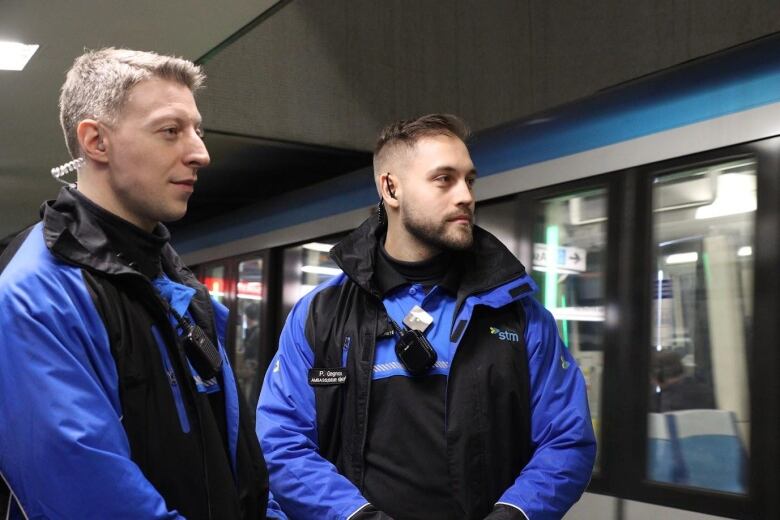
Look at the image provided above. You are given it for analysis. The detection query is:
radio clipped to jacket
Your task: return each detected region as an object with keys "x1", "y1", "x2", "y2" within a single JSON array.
[
  {"x1": 159, "y1": 296, "x2": 223, "y2": 381},
  {"x1": 388, "y1": 316, "x2": 437, "y2": 376}
]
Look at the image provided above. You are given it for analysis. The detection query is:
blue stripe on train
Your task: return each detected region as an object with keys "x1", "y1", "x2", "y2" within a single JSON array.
[{"x1": 175, "y1": 35, "x2": 780, "y2": 254}]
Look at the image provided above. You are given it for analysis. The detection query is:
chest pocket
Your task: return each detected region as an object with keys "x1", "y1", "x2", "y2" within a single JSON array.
[{"x1": 456, "y1": 301, "x2": 528, "y2": 388}]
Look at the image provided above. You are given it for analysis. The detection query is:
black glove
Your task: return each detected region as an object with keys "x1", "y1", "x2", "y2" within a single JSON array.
[
  {"x1": 351, "y1": 504, "x2": 395, "y2": 520},
  {"x1": 483, "y1": 504, "x2": 528, "y2": 520}
]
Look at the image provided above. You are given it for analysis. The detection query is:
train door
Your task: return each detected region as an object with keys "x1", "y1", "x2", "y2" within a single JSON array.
[
  {"x1": 495, "y1": 139, "x2": 780, "y2": 519},
  {"x1": 607, "y1": 139, "x2": 778, "y2": 519},
  {"x1": 479, "y1": 181, "x2": 615, "y2": 518},
  {"x1": 233, "y1": 252, "x2": 272, "y2": 410},
  {"x1": 196, "y1": 254, "x2": 275, "y2": 410},
  {"x1": 278, "y1": 235, "x2": 347, "y2": 330}
]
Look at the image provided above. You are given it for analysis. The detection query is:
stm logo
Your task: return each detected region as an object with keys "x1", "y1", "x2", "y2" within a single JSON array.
[{"x1": 490, "y1": 326, "x2": 519, "y2": 342}]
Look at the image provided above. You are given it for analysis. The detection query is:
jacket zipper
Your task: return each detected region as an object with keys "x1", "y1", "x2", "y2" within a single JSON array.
[
  {"x1": 357, "y1": 294, "x2": 384, "y2": 488},
  {"x1": 153, "y1": 326, "x2": 191, "y2": 433}
]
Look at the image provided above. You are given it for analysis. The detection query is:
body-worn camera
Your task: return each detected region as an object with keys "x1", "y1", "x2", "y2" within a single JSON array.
[{"x1": 390, "y1": 319, "x2": 437, "y2": 376}]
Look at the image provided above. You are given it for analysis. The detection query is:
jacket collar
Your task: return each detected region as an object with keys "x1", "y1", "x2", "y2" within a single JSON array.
[
  {"x1": 374, "y1": 240, "x2": 460, "y2": 295},
  {"x1": 42, "y1": 187, "x2": 181, "y2": 280},
  {"x1": 330, "y1": 212, "x2": 528, "y2": 300},
  {"x1": 42, "y1": 187, "x2": 217, "y2": 341}
]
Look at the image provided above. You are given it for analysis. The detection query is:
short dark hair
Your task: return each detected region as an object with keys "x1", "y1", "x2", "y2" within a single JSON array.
[
  {"x1": 243, "y1": 302, "x2": 261, "y2": 318},
  {"x1": 373, "y1": 113, "x2": 470, "y2": 176},
  {"x1": 652, "y1": 350, "x2": 685, "y2": 382}
]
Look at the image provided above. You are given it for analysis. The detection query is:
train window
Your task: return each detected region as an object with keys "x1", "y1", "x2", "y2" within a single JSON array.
[
  {"x1": 234, "y1": 257, "x2": 265, "y2": 408},
  {"x1": 202, "y1": 264, "x2": 228, "y2": 305},
  {"x1": 530, "y1": 187, "x2": 607, "y2": 471},
  {"x1": 475, "y1": 198, "x2": 520, "y2": 259},
  {"x1": 647, "y1": 158, "x2": 754, "y2": 494},
  {"x1": 281, "y1": 239, "x2": 344, "y2": 324}
]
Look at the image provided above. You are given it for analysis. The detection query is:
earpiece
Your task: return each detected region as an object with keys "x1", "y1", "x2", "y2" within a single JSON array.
[
  {"x1": 97, "y1": 141, "x2": 105, "y2": 152},
  {"x1": 385, "y1": 176, "x2": 396, "y2": 200}
]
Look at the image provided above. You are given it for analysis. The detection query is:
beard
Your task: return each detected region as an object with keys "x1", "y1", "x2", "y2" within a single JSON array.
[{"x1": 401, "y1": 205, "x2": 474, "y2": 251}]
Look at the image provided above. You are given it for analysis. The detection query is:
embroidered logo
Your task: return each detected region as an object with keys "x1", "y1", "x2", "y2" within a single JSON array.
[
  {"x1": 489, "y1": 326, "x2": 520, "y2": 342},
  {"x1": 272, "y1": 359, "x2": 281, "y2": 373},
  {"x1": 560, "y1": 355, "x2": 570, "y2": 369}
]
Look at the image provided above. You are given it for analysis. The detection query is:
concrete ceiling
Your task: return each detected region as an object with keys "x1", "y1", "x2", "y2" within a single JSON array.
[
  {"x1": 0, "y1": 0, "x2": 279, "y2": 241},
  {"x1": 4, "y1": 0, "x2": 780, "y2": 247}
]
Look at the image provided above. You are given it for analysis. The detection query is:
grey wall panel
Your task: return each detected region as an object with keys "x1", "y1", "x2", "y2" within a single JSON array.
[
  {"x1": 625, "y1": 498, "x2": 734, "y2": 520},
  {"x1": 686, "y1": 0, "x2": 780, "y2": 56},
  {"x1": 563, "y1": 492, "x2": 617, "y2": 520},
  {"x1": 198, "y1": 0, "x2": 780, "y2": 151},
  {"x1": 562, "y1": 494, "x2": 737, "y2": 520},
  {"x1": 199, "y1": 0, "x2": 533, "y2": 150}
]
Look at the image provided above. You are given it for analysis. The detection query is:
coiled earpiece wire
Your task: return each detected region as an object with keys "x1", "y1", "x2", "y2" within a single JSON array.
[{"x1": 50, "y1": 157, "x2": 84, "y2": 187}]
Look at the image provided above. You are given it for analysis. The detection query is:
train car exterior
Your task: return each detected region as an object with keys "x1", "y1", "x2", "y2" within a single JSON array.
[{"x1": 176, "y1": 35, "x2": 780, "y2": 520}]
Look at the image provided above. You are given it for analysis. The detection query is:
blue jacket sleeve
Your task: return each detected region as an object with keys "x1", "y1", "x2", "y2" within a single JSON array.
[
  {"x1": 266, "y1": 490, "x2": 288, "y2": 519},
  {"x1": 496, "y1": 299, "x2": 597, "y2": 520},
  {"x1": 0, "y1": 264, "x2": 182, "y2": 518},
  {"x1": 256, "y1": 293, "x2": 370, "y2": 520}
]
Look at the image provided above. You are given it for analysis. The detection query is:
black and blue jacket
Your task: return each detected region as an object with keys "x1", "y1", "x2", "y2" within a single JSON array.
[
  {"x1": 257, "y1": 214, "x2": 596, "y2": 520},
  {"x1": 0, "y1": 188, "x2": 285, "y2": 519}
]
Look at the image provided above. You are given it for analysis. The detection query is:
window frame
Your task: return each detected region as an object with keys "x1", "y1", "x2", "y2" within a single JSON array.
[
  {"x1": 618, "y1": 139, "x2": 780, "y2": 518},
  {"x1": 276, "y1": 231, "x2": 351, "y2": 331},
  {"x1": 515, "y1": 172, "x2": 621, "y2": 496},
  {"x1": 193, "y1": 251, "x2": 276, "y2": 399},
  {"x1": 231, "y1": 250, "x2": 274, "y2": 407},
  {"x1": 511, "y1": 137, "x2": 780, "y2": 518}
]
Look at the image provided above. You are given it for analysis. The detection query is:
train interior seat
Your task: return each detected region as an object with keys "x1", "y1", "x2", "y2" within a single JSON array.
[
  {"x1": 647, "y1": 412, "x2": 676, "y2": 483},
  {"x1": 667, "y1": 409, "x2": 747, "y2": 493}
]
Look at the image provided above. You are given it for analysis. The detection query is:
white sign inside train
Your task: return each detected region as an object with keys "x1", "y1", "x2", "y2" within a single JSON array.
[{"x1": 533, "y1": 243, "x2": 587, "y2": 272}]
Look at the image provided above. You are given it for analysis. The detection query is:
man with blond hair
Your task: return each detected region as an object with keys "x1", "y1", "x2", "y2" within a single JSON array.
[{"x1": 0, "y1": 48, "x2": 285, "y2": 519}]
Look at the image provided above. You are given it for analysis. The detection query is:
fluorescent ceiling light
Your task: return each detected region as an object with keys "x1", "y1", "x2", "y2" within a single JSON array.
[
  {"x1": 301, "y1": 265, "x2": 342, "y2": 276},
  {"x1": 549, "y1": 306, "x2": 605, "y2": 322},
  {"x1": 302, "y1": 242, "x2": 334, "y2": 252},
  {"x1": 695, "y1": 173, "x2": 756, "y2": 220},
  {"x1": 666, "y1": 252, "x2": 698, "y2": 265},
  {"x1": 737, "y1": 246, "x2": 752, "y2": 257},
  {"x1": 0, "y1": 41, "x2": 39, "y2": 71},
  {"x1": 236, "y1": 294, "x2": 263, "y2": 301}
]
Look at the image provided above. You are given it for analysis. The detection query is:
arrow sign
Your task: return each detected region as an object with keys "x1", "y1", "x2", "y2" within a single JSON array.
[{"x1": 533, "y1": 243, "x2": 587, "y2": 272}]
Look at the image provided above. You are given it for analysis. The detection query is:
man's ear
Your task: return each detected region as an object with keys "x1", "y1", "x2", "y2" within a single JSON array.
[
  {"x1": 380, "y1": 173, "x2": 401, "y2": 210},
  {"x1": 76, "y1": 119, "x2": 108, "y2": 164}
]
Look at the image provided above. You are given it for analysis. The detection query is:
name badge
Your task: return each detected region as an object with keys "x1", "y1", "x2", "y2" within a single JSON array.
[{"x1": 308, "y1": 368, "x2": 347, "y2": 386}]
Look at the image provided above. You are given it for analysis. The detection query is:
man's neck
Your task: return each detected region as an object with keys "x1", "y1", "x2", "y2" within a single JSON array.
[{"x1": 383, "y1": 223, "x2": 440, "y2": 262}]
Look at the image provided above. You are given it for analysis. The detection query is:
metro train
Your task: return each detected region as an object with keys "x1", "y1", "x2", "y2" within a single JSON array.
[{"x1": 175, "y1": 34, "x2": 780, "y2": 520}]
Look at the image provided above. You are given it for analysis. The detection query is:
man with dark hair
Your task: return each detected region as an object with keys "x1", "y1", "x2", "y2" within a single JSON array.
[
  {"x1": 258, "y1": 113, "x2": 596, "y2": 519},
  {"x1": 0, "y1": 48, "x2": 285, "y2": 519},
  {"x1": 650, "y1": 349, "x2": 716, "y2": 412}
]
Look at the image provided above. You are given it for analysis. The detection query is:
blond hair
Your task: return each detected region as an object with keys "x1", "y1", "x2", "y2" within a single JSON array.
[{"x1": 59, "y1": 48, "x2": 205, "y2": 158}]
